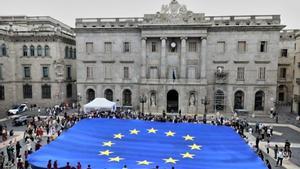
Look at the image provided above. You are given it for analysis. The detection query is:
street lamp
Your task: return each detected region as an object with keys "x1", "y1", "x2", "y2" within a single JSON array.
[
  {"x1": 77, "y1": 93, "x2": 82, "y2": 112},
  {"x1": 139, "y1": 95, "x2": 147, "y2": 114},
  {"x1": 201, "y1": 96, "x2": 210, "y2": 124}
]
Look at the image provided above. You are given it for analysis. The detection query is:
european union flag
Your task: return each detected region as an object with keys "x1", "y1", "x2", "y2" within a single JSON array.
[{"x1": 29, "y1": 119, "x2": 267, "y2": 169}]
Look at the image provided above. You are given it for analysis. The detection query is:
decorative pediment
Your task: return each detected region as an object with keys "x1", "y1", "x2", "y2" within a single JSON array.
[{"x1": 144, "y1": 0, "x2": 205, "y2": 24}]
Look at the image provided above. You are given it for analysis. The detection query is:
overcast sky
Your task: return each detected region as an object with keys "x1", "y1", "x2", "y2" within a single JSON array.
[{"x1": 0, "y1": 0, "x2": 299, "y2": 29}]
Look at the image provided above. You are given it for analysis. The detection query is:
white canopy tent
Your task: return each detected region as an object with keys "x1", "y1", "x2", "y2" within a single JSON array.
[{"x1": 83, "y1": 98, "x2": 117, "y2": 113}]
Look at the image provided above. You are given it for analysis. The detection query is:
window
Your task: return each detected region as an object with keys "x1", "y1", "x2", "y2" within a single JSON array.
[
  {"x1": 37, "y1": 45, "x2": 42, "y2": 56},
  {"x1": 238, "y1": 41, "x2": 246, "y2": 53},
  {"x1": 86, "y1": 42, "x2": 93, "y2": 54},
  {"x1": 69, "y1": 47, "x2": 73, "y2": 58},
  {"x1": 86, "y1": 66, "x2": 94, "y2": 79},
  {"x1": 0, "y1": 85, "x2": 4, "y2": 100},
  {"x1": 24, "y1": 66, "x2": 31, "y2": 78},
  {"x1": 1, "y1": 44, "x2": 7, "y2": 56},
  {"x1": 66, "y1": 66, "x2": 72, "y2": 79},
  {"x1": 104, "y1": 42, "x2": 112, "y2": 53},
  {"x1": 44, "y1": 45, "x2": 50, "y2": 56},
  {"x1": 104, "y1": 89, "x2": 113, "y2": 101},
  {"x1": 281, "y1": 49, "x2": 288, "y2": 57},
  {"x1": 237, "y1": 67, "x2": 244, "y2": 81},
  {"x1": 279, "y1": 92, "x2": 285, "y2": 102},
  {"x1": 123, "y1": 42, "x2": 130, "y2": 53},
  {"x1": 30, "y1": 45, "x2": 35, "y2": 56},
  {"x1": 65, "y1": 46, "x2": 69, "y2": 58},
  {"x1": 41, "y1": 84, "x2": 51, "y2": 99},
  {"x1": 258, "y1": 67, "x2": 266, "y2": 80},
  {"x1": 187, "y1": 67, "x2": 196, "y2": 79},
  {"x1": 42, "y1": 66, "x2": 49, "y2": 78},
  {"x1": 151, "y1": 42, "x2": 157, "y2": 52},
  {"x1": 104, "y1": 64, "x2": 112, "y2": 79},
  {"x1": 23, "y1": 84, "x2": 32, "y2": 99},
  {"x1": 278, "y1": 85, "x2": 287, "y2": 102},
  {"x1": 73, "y1": 48, "x2": 76, "y2": 59},
  {"x1": 149, "y1": 67, "x2": 158, "y2": 79},
  {"x1": 66, "y1": 84, "x2": 72, "y2": 98},
  {"x1": 260, "y1": 41, "x2": 267, "y2": 52},
  {"x1": 217, "y1": 41, "x2": 225, "y2": 54},
  {"x1": 279, "y1": 68, "x2": 286, "y2": 79},
  {"x1": 23, "y1": 45, "x2": 28, "y2": 56},
  {"x1": 188, "y1": 42, "x2": 197, "y2": 52},
  {"x1": 0, "y1": 65, "x2": 3, "y2": 80},
  {"x1": 124, "y1": 67, "x2": 129, "y2": 79},
  {"x1": 234, "y1": 90, "x2": 244, "y2": 109},
  {"x1": 254, "y1": 91, "x2": 265, "y2": 111},
  {"x1": 215, "y1": 90, "x2": 225, "y2": 111},
  {"x1": 122, "y1": 89, "x2": 132, "y2": 106}
]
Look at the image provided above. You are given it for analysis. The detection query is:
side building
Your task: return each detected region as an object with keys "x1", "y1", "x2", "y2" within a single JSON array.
[
  {"x1": 278, "y1": 30, "x2": 298, "y2": 107},
  {"x1": 293, "y1": 31, "x2": 300, "y2": 115},
  {"x1": 0, "y1": 16, "x2": 77, "y2": 115},
  {"x1": 76, "y1": 0, "x2": 285, "y2": 115}
]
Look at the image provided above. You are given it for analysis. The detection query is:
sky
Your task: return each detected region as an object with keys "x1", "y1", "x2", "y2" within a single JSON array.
[{"x1": 0, "y1": 0, "x2": 299, "y2": 29}]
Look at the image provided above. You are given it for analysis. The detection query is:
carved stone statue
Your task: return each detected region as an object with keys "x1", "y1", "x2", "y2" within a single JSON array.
[
  {"x1": 189, "y1": 93, "x2": 195, "y2": 106},
  {"x1": 150, "y1": 93, "x2": 156, "y2": 106}
]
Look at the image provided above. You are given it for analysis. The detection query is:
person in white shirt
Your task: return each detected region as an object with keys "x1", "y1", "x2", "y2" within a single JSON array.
[{"x1": 276, "y1": 149, "x2": 284, "y2": 167}]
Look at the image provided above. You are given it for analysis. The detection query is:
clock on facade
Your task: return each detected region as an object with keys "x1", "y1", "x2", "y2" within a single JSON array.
[{"x1": 170, "y1": 42, "x2": 177, "y2": 48}]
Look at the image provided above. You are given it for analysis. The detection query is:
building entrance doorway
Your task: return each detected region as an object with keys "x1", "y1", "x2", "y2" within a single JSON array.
[
  {"x1": 167, "y1": 90, "x2": 179, "y2": 113},
  {"x1": 86, "y1": 89, "x2": 95, "y2": 103}
]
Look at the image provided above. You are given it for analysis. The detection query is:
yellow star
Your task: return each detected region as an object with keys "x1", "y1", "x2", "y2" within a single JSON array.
[
  {"x1": 137, "y1": 160, "x2": 153, "y2": 165},
  {"x1": 147, "y1": 128, "x2": 158, "y2": 134},
  {"x1": 165, "y1": 130, "x2": 176, "y2": 137},
  {"x1": 109, "y1": 156, "x2": 124, "y2": 162},
  {"x1": 189, "y1": 143, "x2": 202, "y2": 150},
  {"x1": 183, "y1": 135, "x2": 195, "y2": 141},
  {"x1": 102, "y1": 141, "x2": 114, "y2": 147},
  {"x1": 99, "y1": 150, "x2": 113, "y2": 156},
  {"x1": 181, "y1": 152, "x2": 195, "y2": 159},
  {"x1": 163, "y1": 157, "x2": 178, "y2": 164},
  {"x1": 113, "y1": 133, "x2": 124, "y2": 139},
  {"x1": 130, "y1": 129, "x2": 140, "y2": 135}
]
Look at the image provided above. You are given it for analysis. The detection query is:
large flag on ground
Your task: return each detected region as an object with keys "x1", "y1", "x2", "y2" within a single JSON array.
[{"x1": 29, "y1": 119, "x2": 267, "y2": 169}]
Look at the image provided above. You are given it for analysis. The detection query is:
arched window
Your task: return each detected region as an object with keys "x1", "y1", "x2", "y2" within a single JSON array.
[
  {"x1": 1, "y1": 44, "x2": 7, "y2": 56},
  {"x1": 37, "y1": 45, "x2": 42, "y2": 56},
  {"x1": 69, "y1": 47, "x2": 73, "y2": 59},
  {"x1": 215, "y1": 90, "x2": 225, "y2": 111},
  {"x1": 30, "y1": 45, "x2": 35, "y2": 56},
  {"x1": 104, "y1": 89, "x2": 113, "y2": 101},
  {"x1": 123, "y1": 89, "x2": 132, "y2": 106},
  {"x1": 234, "y1": 90, "x2": 244, "y2": 109},
  {"x1": 44, "y1": 45, "x2": 50, "y2": 56},
  {"x1": 73, "y1": 48, "x2": 76, "y2": 59},
  {"x1": 254, "y1": 91, "x2": 265, "y2": 111},
  {"x1": 66, "y1": 84, "x2": 72, "y2": 98},
  {"x1": 65, "y1": 46, "x2": 69, "y2": 58},
  {"x1": 86, "y1": 88, "x2": 95, "y2": 103},
  {"x1": 23, "y1": 45, "x2": 28, "y2": 56}
]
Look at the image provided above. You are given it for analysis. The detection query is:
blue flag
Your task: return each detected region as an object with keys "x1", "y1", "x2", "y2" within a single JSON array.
[{"x1": 29, "y1": 119, "x2": 267, "y2": 169}]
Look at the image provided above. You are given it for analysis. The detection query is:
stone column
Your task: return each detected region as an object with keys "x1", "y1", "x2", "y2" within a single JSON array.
[
  {"x1": 141, "y1": 37, "x2": 147, "y2": 78},
  {"x1": 160, "y1": 37, "x2": 167, "y2": 79},
  {"x1": 180, "y1": 37, "x2": 187, "y2": 79},
  {"x1": 200, "y1": 37, "x2": 207, "y2": 79}
]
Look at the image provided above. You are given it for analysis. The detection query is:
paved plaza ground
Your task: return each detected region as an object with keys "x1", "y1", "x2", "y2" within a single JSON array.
[{"x1": 0, "y1": 106, "x2": 299, "y2": 169}]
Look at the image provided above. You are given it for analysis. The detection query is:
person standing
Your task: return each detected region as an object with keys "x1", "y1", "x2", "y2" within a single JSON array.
[
  {"x1": 66, "y1": 162, "x2": 71, "y2": 169},
  {"x1": 256, "y1": 136, "x2": 260, "y2": 150},
  {"x1": 265, "y1": 140, "x2": 270, "y2": 154},
  {"x1": 0, "y1": 152, "x2": 4, "y2": 169},
  {"x1": 265, "y1": 159, "x2": 272, "y2": 169},
  {"x1": 53, "y1": 160, "x2": 58, "y2": 169},
  {"x1": 274, "y1": 144, "x2": 278, "y2": 159},
  {"x1": 16, "y1": 141, "x2": 22, "y2": 157},
  {"x1": 47, "y1": 160, "x2": 52, "y2": 169},
  {"x1": 276, "y1": 149, "x2": 284, "y2": 167},
  {"x1": 77, "y1": 162, "x2": 82, "y2": 169},
  {"x1": 87, "y1": 164, "x2": 91, "y2": 169}
]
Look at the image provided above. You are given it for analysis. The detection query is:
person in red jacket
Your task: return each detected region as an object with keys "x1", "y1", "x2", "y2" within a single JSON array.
[
  {"x1": 66, "y1": 162, "x2": 71, "y2": 169},
  {"x1": 77, "y1": 162, "x2": 82, "y2": 169},
  {"x1": 47, "y1": 160, "x2": 52, "y2": 169},
  {"x1": 53, "y1": 160, "x2": 58, "y2": 169}
]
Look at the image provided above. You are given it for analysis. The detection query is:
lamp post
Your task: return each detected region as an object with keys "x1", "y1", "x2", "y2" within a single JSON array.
[
  {"x1": 201, "y1": 96, "x2": 210, "y2": 124},
  {"x1": 139, "y1": 95, "x2": 147, "y2": 114}
]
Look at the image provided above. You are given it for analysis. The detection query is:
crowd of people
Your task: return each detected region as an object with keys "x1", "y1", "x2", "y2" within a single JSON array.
[{"x1": 0, "y1": 107, "x2": 294, "y2": 169}]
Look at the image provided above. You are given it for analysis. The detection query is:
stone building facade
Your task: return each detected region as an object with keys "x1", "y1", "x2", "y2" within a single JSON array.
[
  {"x1": 277, "y1": 30, "x2": 298, "y2": 106},
  {"x1": 293, "y1": 32, "x2": 300, "y2": 114},
  {"x1": 0, "y1": 16, "x2": 76, "y2": 115},
  {"x1": 76, "y1": 0, "x2": 285, "y2": 114}
]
